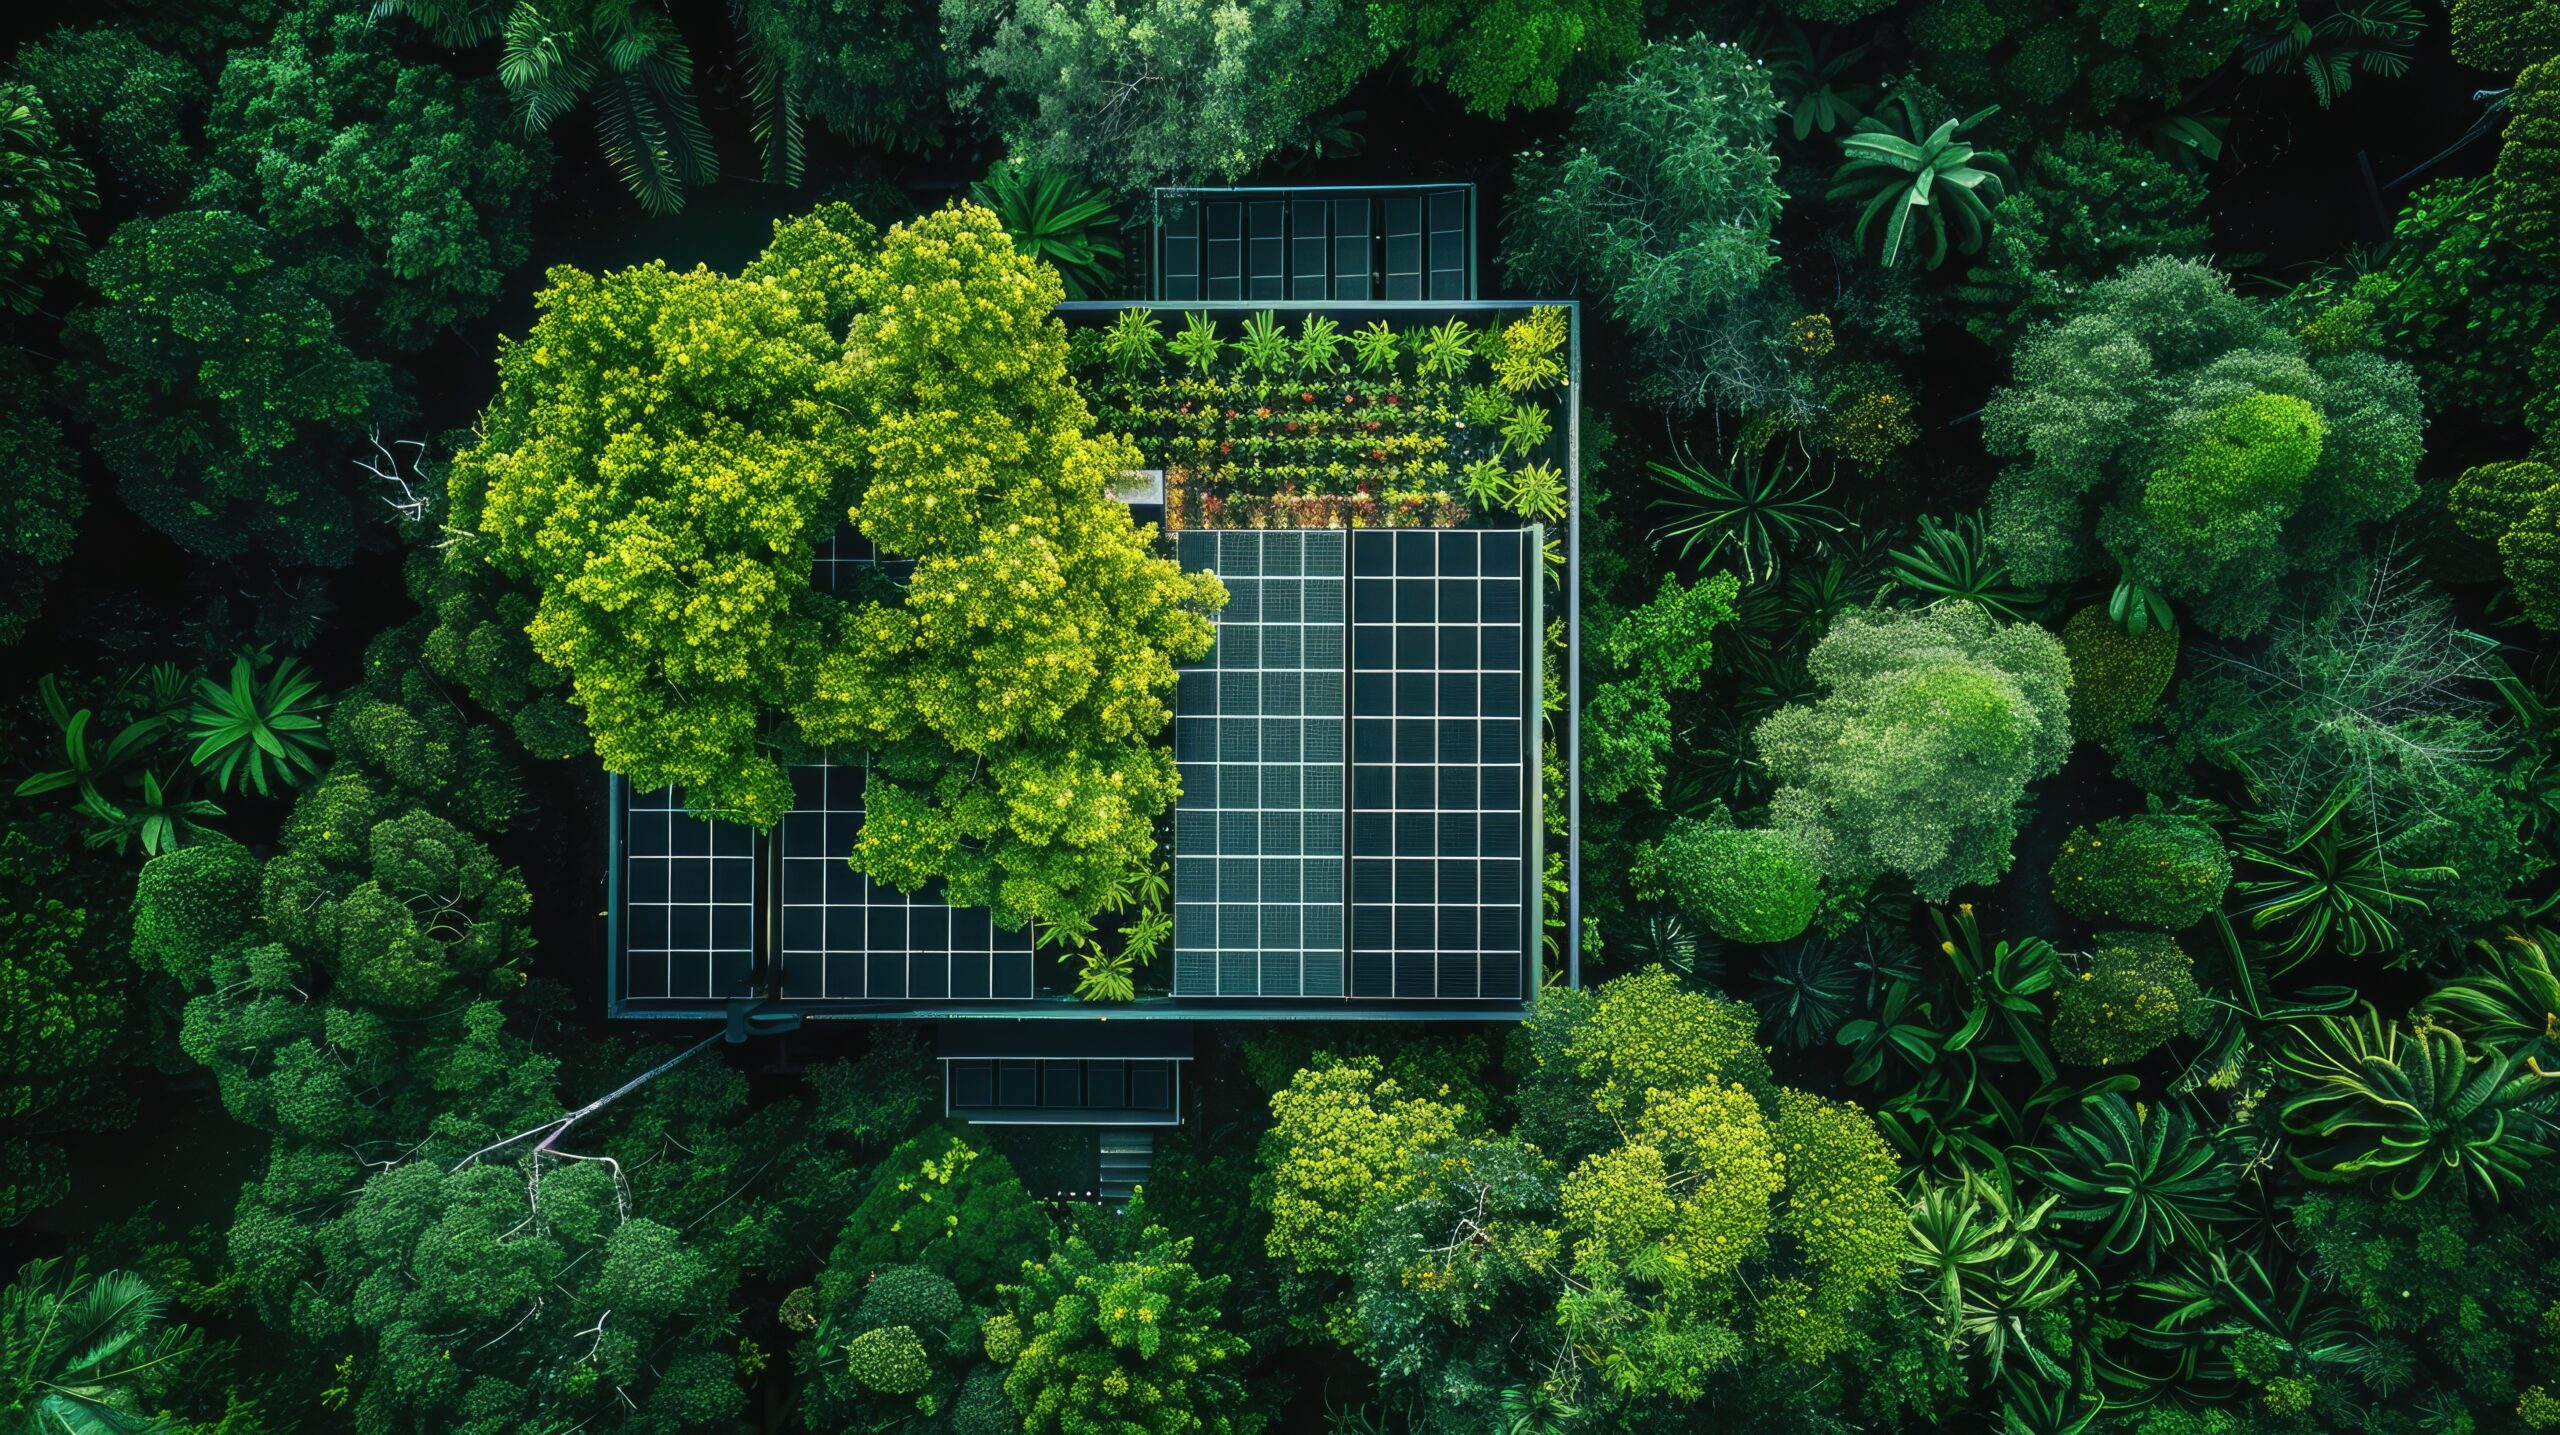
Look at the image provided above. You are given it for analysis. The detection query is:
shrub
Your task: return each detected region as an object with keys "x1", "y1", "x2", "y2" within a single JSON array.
[
  {"x1": 2496, "y1": 58, "x2": 2560, "y2": 261},
  {"x1": 942, "y1": 0, "x2": 1378, "y2": 196},
  {"x1": 1001, "y1": 1218, "x2": 1252, "y2": 1434},
  {"x1": 1954, "y1": 129, "x2": 2212, "y2": 346},
  {"x1": 845, "y1": 1325, "x2": 933, "y2": 1395},
  {"x1": 1642, "y1": 818, "x2": 1820, "y2": 945},
  {"x1": 1985, "y1": 258, "x2": 2424, "y2": 638},
  {"x1": 824, "y1": 1127, "x2": 1052, "y2": 1303},
  {"x1": 2049, "y1": 814, "x2": 2232, "y2": 929},
  {"x1": 2059, "y1": 604, "x2": 2178, "y2": 743},
  {"x1": 1756, "y1": 605, "x2": 2074, "y2": 900},
  {"x1": 856, "y1": 1265, "x2": 964, "y2": 1338},
  {"x1": 1500, "y1": 38, "x2": 1791, "y2": 414},
  {"x1": 2450, "y1": 460, "x2": 2560, "y2": 628},
  {"x1": 2052, "y1": 932, "x2": 2209, "y2": 1067}
]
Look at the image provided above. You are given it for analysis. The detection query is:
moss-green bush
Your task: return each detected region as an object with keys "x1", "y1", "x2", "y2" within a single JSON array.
[
  {"x1": 1642, "y1": 818, "x2": 1820, "y2": 945},
  {"x1": 2059, "y1": 604, "x2": 2178, "y2": 743},
  {"x1": 2052, "y1": 932, "x2": 2208, "y2": 1067},
  {"x1": 2049, "y1": 814, "x2": 2231, "y2": 929},
  {"x1": 845, "y1": 1325, "x2": 933, "y2": 1395}
]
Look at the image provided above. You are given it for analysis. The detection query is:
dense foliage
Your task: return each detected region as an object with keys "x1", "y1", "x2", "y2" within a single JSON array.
[{"x1": 8, "y1": 3, "x2": 2560, "y2": 1433}]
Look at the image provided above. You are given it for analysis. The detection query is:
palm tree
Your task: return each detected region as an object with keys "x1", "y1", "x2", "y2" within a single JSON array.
[
  {"x1": 1829, "y1": 97, "x2": 2011, "y2": 268},
  {"x1": 2242, "y1": 0, "x2": 2425, "y2": 109},
  {"x1": 2, "y1": 1259, "x2": 194, "y2": 1434},
  {"x1": 378, "y1": 0, "x2": 715, "y2": 215}
]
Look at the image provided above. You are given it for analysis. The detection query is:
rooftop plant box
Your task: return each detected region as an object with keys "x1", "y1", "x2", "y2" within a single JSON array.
[{"x1": 1061, "y1": 301, "x2": 1574, "y2": 538}]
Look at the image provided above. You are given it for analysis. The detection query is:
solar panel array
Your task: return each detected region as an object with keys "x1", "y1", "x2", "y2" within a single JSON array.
[
  {"x1": 619, "y1": 520, "x2": 1536, "y2": 1011},
  {"x1": 1347, "y1": 530, "x2": 1533, "y2": 1001},
  {"x1": 1168, "y1": 527, "x2": 1536, "y2": 1003},
  {"x1": 620, "y1": 784, "x2": 758, "y2": 1002},
  {"x1": 775, "y1": 759, "x2": 1034, "y2": 1001},
  {"x1": 1171, "y1": 529, "x2": 1348, "y2": 997},
  {"x1": 1153, "y1": 187, "x2": 1473, "y2": 301}
]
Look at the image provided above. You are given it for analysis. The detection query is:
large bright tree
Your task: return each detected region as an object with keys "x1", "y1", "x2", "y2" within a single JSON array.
[{"x1": 441, "y1": 202, "x2": 1219, "y2": 935}]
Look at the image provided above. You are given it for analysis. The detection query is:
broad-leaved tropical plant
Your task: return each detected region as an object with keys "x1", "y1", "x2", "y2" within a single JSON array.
[
  {"x1": 1830, "y1": 97, "x2": 2010, "y2": 268},
  {"x1": 185, "y1": 650, "x2": 330, "y2": 797},
  {"x1": 2274, "y1": 1004, "x2": 2560, "y2": 1199}
]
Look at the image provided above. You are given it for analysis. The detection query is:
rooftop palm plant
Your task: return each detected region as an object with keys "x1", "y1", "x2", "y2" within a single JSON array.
[
  {"x1": 502, "y1": 0, "x2": 714, "y2": 215},
  {"x1": 1830, "y1": 97, "x2": 2011, "y2": 268},
  {"x1": 2241, "y1": 0, "x2": 2425, "y2": 109},
  {"x1": 970, "y1": 165, "x2": 1126, "y2": 300},
  {"x1": 1, "y1": 1258, "x2": 195, "y2": 1433}
]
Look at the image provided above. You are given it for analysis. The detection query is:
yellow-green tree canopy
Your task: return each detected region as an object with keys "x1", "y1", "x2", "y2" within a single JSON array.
[
  {"x1": 439, "y1": 202, "x2": 1221, "y2": 934},
  {"x1": 797, "y1": 205, "x2": 1224, "y2": 932}
]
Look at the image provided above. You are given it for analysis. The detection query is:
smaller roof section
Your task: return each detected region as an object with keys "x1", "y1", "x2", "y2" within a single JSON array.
[{"x1": 1150, "y1": 184, "x2": 1474, "y2": 302}]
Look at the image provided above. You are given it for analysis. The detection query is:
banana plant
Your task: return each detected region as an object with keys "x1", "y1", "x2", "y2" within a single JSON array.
[
  {"x1": 2274, "y1": 1004, "x2": 2560, "y2": 1199},
  {"x1": 1933, "y1": 904, "x2": 2061, "y2": 1084},
  {"x1": 1829, "y1": 96, "x2": 2011, "y2": 268},
  {"x1": 2025, "y1": 1094, "x2": 2240, "y2": 1264}
]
